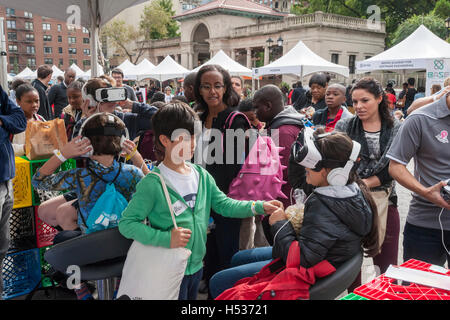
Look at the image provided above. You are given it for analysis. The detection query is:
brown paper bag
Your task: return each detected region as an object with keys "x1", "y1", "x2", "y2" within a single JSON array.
[
  {"x1": 25, "y1": 119, "x2": 68, "y2": 160},
  {"x1": 370, "y1": 187, "x2": 392, "y2": 252}
]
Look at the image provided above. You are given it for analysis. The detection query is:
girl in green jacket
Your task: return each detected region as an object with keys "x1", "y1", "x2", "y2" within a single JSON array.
[{"x1": 118, "y1": 102, "x2": 281, "y2": 300}]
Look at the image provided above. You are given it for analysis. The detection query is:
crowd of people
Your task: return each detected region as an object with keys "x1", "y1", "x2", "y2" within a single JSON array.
[{"x1": 0, "y1": 62, "x2": 449, "y2": 300}]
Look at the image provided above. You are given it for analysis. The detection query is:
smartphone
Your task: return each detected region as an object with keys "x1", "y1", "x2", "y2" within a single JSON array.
[{"x1": 95, "y1": 87, "x2": 128, "y2": 102}]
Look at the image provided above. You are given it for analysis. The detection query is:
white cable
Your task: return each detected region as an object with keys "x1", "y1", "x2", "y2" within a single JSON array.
[{"x1": 438, "y1": 207, "x2": 450, "y2": 256}]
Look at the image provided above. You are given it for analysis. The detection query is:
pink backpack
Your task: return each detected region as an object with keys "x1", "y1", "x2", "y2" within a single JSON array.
[{"x1": 223, "y1": 111, "x2": 288, "y2": 201}]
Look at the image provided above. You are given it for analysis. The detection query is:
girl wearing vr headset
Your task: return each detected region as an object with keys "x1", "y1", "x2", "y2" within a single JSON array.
[{"x1": 209, "y1": 128, "x2": 380, "y2": 299}]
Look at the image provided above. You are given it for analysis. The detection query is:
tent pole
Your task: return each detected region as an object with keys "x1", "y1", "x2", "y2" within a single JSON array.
[
  {"x1": 0, "y1": 17, "x2": 8, "y2": 91},
  {"x1": 89, "y1": 0, "x2": 99, "y2": 78}
]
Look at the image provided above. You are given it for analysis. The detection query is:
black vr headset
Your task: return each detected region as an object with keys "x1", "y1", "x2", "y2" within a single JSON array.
[{"x1": 291, "y1": 127, "x2": 361, "y2": 186}]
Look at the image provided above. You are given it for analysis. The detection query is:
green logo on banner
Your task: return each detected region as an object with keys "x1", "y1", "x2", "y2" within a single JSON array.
[{"x1": 434, "y1": 59, "x2": 444, "y2": 70}]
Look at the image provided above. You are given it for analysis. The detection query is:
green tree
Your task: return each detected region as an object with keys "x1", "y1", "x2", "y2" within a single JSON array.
[
  {"x1": 140, "y1": 0, "x2": 179, "y2": 40},
  {"x1": 391, "y1": 13, "x2": 448, "y2": 46},
  {"x1": 101, "y1": 20, "x2": 147, "y2": 64},
  {"x1": 433, "y1": 0, "x2": 450, "y2": 19},
  {"x1": 290, "y1": 0, "x2": 439, "y2": 47}
]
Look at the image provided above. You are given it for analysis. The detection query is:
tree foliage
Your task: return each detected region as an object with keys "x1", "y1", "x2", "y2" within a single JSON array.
[
  {"x1": 140, "y1": 0, "x2": 179, "y2": 40},
  {"x1": 101, "y1": 0, "x2": 180, "y2": 63},
  {"x1": 101, "y1": 20, "x2": 146, "y2": 64},
  {"x1": 391, "y1": 13, "x2": 448, "y2": 45},
  {"x1": 290, "y1": 0, "x2": 442, "y2": 46}
]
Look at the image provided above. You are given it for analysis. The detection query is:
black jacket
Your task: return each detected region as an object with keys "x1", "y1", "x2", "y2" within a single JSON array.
[
  {"x1": 32, "y1": 79, "x2": 53, "y2": 120},
  {"x1": 199, "y1": 107, "x2": 250, "y2": 194},
  {"x1": 270, "y1": 184, "x2": 373, "y2": 268},
  {"x1": 47, "y1": 82, "x2": 68, "y2": 118},
  {"x1": 293, "y1": 90, "x2": 327, "y2": 111}
]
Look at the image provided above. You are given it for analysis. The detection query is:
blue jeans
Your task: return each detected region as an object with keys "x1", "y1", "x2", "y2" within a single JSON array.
[
  {"x1": 178, "y1": 268, "x2": 203, "y2": 300},
  {"x1": 209, "y1": 247, "x2": 273, "y2": 299},
  {"x1": 403, "y1": 222, "x2": 450, "y2": 267}
]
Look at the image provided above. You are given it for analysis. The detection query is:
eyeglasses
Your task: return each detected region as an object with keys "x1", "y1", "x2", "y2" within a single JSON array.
[{"x1": 199, "y1": 84, "x2": 225, "y2": 92}]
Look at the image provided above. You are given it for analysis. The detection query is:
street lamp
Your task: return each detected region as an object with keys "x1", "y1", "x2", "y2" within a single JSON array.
[
  {"x1": 277, "y1": 36, "x2": 284, "y2": 47},
  {"x1": 446, "y1": 17, "x2": 450, "y2": 38},
  {"x1": 266, "y1": 37, "x2": 274, "y2": 47}
]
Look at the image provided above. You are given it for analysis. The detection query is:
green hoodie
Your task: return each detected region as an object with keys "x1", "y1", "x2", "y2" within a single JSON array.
[{"x1": 118, "y1": 163, "x2": 265, "y2": 275}]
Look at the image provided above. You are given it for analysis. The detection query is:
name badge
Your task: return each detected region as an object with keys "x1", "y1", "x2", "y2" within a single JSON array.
[{"x1": 172, "y1": 200, "x2": 188, "y2": 216}]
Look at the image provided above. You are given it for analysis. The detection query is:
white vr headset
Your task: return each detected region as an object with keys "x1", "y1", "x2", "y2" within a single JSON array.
[{"x1": 292, "y1": 127, "x2": 361, "y2": 186}]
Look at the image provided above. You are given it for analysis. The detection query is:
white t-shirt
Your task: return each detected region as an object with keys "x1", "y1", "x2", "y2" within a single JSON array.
[{"x1": 158, "y1": 162, "x2": 199, "y2": 210}]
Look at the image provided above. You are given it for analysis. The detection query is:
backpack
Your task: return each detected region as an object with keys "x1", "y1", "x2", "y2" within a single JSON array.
[
  {"x1": 215, "y1": 241, "x2": 336, "y2": 300},
  {"x1": 223, "y1": 111, "x2": 287, "y2": 201},
  {"x1": 83, "y1": 163, "x2": 128, "y2": 234}
]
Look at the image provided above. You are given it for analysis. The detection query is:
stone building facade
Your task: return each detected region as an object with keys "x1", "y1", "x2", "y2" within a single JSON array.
[{"x1": 135, "y1": 1, "x2": 385, "y2": 85}]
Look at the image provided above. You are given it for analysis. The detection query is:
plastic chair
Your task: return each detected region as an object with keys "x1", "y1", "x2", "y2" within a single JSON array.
[
  {"x1": 44, "y1": 227, "x2": 132, "y2": 300},
  {"x1": 309, "y1": 251, "x2": 363, "y2": 300}
]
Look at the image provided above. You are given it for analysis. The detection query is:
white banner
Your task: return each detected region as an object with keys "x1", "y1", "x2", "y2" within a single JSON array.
[{"x1": 425, "y1": 59, "x2": 450, "y2": 96}]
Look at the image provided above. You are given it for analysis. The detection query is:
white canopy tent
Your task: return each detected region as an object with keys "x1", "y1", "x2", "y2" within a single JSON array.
[
  {"x1": 253, "y1": 40, "x2": 350, "y2": 79},
  {"x1": 51, "y1": 65, "x2": 65, "y2": 80},
  {"x1": 138, "y1": 55, "x2": 190, "y2": 82},
  {"x1": 81, "y1": 64, "x2": 105, "y2": 80},
  {"x1": 0, "y1": 0, "x2": 148, "y2": 88},
  {"x1": 115, "y1": 59, "x2": 142, "y2": 81},
  {"x1": 70, "y1": 63, "x2": 87, "y2": 79},
  {"x1": 192, "y1": 50, "x2": 252, "y2": 77},
  {"x1": 357, "y1": 25, "x2": 450, "y2": 72},
  {"x1": 15, "y1": 67, "x2": 35, "y2": 80},
  {"x1": 134, "y1": 59, "x2": 156, "y2": 80},
  {"x1": 356, "y1": 25, "x2": 450, "y2": 95}
]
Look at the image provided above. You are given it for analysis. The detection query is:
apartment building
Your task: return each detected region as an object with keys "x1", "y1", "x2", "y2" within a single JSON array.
[{"x1": 1, "y1": 6, "x2": 92, "y2": 74}]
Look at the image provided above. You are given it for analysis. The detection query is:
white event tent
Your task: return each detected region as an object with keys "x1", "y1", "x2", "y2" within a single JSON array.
[
  {"x1": 134, "y1": 59, "x2": 156, "y2": 80},
  {"x1": 51, "y1": 65, "x2": 65, "y2": 80},
  {"x1": 356, "y1": 25, "x2": 450, "y2": 72},
  {"x1": 70, "y1": 63, "x2": 87, "y2": 79},
  {"x1": 81, "y1": 64, "x2": 105, "y2": 80},
  {"x1": 138, "y1": 55, "x2": 190, "y2": 82},
  {"x1": 15, "y1": 67, "x2": 35, "y2": 80},
  {"x1": 192, "y1": 50, "x2": 252, "y2": 77},
  {"x1": 356, "y1": 25, "x2": 450, "y2": 95},
  {"x1": 253, "y1": 40, "x2": 350, "y2": 79}
]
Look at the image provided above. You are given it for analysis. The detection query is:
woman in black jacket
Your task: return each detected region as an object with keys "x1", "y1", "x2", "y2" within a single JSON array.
[
  {"x1": 209, "y1": 129, "x2": 379, "y2": 298},
  {"x1": 195, "y1": 65, "x2": 250, "y2": 295},
  {"x1": 334, "y1": 77, "x2": 402, "y2": 290}
]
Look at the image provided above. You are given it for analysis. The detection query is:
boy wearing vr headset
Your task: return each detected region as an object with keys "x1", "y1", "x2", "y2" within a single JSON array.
[
  {"x1": 209, "y1": 128, "x2": 380, "y2": 299},
  {"x1": 71, "y1": 77, "x2": 158, "y2": 141},
  {"x1": 32, "y1": 113, "x2": 145, "y2": 232}
]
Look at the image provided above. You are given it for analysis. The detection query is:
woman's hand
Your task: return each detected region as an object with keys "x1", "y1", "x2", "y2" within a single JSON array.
[
  {"x1": 60, "y1": 136, "x2": 92, "y2": 159},
  {"x1": 269, "y1": 208, "x2": 288, "y2": 226}
]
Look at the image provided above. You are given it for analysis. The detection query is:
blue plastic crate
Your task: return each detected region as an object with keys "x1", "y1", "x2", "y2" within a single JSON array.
[{"x1": 2, "y1": 248, "x2": 41, "y2": 300}]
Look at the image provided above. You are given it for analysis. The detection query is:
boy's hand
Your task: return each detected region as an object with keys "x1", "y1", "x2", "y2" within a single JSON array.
[
  {"x1": 170, "y1": 227, "x2": 192, "y2": 248},
  {"x1": 60, "y1": 136, "x2": 92, "y2": 159},
  {"x1": 263, "y1": 200, "x2": 284, "y2": 215},
  {"x1": 269, "y1": 208, "x2": 288, "y2": 226}
]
